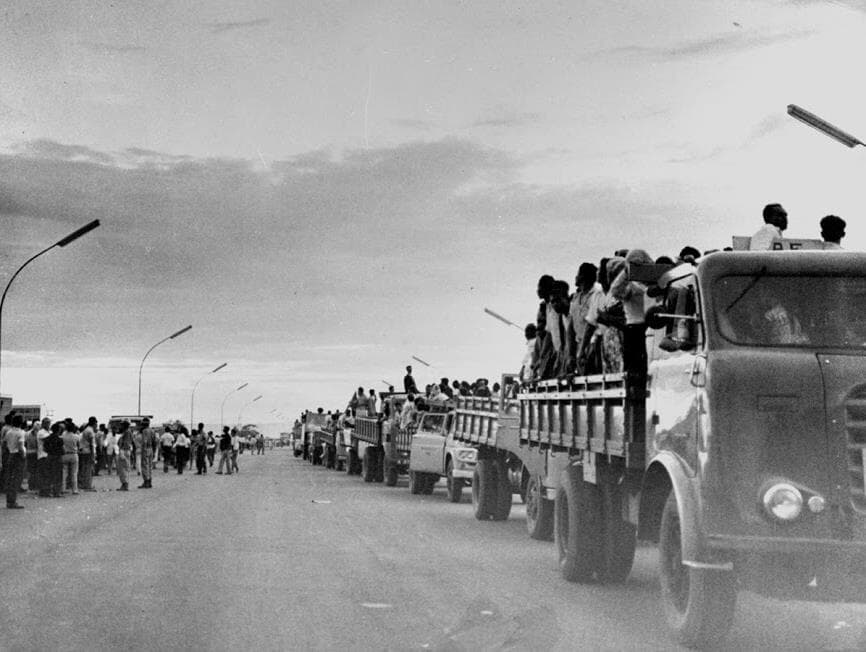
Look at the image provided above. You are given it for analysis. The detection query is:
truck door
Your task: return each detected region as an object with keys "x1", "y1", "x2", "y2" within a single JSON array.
[{"x1": 410, "y1": 414, "x2": 445, "y2": 474}]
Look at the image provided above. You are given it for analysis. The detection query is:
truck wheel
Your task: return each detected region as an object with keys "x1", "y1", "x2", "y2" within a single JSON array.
[
  {"x1": 351, "y1": 450, "x2": 363, "y2": 475},
  {"x1": 598, "y1": 480, "x2": 636, "y2": 583},
  {"x1": 554, "y1": 466, "x2": 601, "y2": 583},
  {"x1": 362, "y1": 449, "x2": 376, "y2": 483},
  {"x1": 346, "y1": 450, "x2": 357, "y2": 475},
  {"x1": 525, "y1": 475, "x2": 554, "y2": 541},
  {"x1": 374, "y1": 450, "x2": 385, "y2": 483},
  {"x1": 659, "y1": 492, "x2": 736, "y2": 647},
  {"x1": 472, "y1": 460, "x2": 497, "y2": 519},
  {"x1": 384, "y1": 461, "x2": 398, "y2": 487},
  {"x1": 409, "y1": 470, "x2": 423, "y2": 495},
  {"x1": 311, "y1": 445, "x2": 322, "y2": 466},
  {"x1": 421, "y1": 474, "x2": 436, "y2": 495},
  {"x1": 491, "y1": 458, "x2": 512, "y2": 521},
  {"x1": 446, "y1": 460, "x2": 463, "y2": 503}
]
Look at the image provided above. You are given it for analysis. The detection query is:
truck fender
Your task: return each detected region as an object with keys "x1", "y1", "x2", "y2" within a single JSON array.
[{"x1": 639, "y1": 453, "x2": 702, "y2": 564}]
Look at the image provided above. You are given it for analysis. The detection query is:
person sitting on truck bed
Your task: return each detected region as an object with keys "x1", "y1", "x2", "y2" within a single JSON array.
[{"x1": 611, "y1": 249, "x2": 653, "y2": 380}]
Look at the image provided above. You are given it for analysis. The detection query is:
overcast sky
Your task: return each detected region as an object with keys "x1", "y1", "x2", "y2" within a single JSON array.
[{"x1": 1, "y1": 0, "x2": 865, "y2": 433}]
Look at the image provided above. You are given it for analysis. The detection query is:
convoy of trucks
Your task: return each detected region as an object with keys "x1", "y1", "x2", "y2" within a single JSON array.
[{"x1": 294, "y1": 250, "x2": 866, "y2": 648}]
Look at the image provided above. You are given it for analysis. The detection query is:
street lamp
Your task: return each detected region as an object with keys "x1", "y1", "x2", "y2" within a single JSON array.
[
  {"x1": 787, "y1": 104, "x2": 864, "y2": 148},
  {"x1": 483, "y1": 307, "x2": 522, "y2": 330},
  {"x1": 0, "y1": 219, "x2": 100, "y2": 395},
  {"x1": 220, "y1": 382, "x2": 248, "y2": 428},
  {"x1": 238, "y1": 394, "x2": 262, "y2": 426},
  {"x1": 190, "y1": 362, "x2": 227, "y2": 433},
  {"x1": 137, "y1": 325, "x2": 192, "y2": 415}
]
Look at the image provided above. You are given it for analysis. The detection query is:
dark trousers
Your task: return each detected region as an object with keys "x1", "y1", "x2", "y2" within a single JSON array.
[
  {"x1": 206, "y1": 448, "x2": 215, "y2": 466},
  {"x1": 26, "y1": 453, "x2": 38, "y2": 491},
  {"x1": 622, "y1": 324, "x2": 648, "y2": 377},
  {"x1": 5, "y1": 453, "x2": 24, "y2": 506},
  {"x1": 195, "y1": 448, "x2": 207, "y2": 473},
  {"x1": 0, "y1": 448, "x2": 7, "y2": 493},
  {"x1": 78, "y1": 453, "x2": 93, "y2": 490},
  {"x1": 37, "y1": 458, "x2": 50, "y2": 496},
  {"x1": 162, "y1": 445, "x2": 174, "y2": 471},
  {"x1": 175, "y1": 448, "x2": 188, "y2": 473},
  {"x1": 46, "y1": 456, "x2": 63, "y2": 496}
]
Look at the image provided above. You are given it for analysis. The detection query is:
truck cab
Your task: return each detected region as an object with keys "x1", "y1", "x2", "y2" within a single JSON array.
[{"x1": 408, "y1": 411, "x2": 477, "y2": 501}]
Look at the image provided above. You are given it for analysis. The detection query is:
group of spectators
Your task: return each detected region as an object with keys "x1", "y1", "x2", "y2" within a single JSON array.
[
  {"x1": 518, "y1": 204, "x2": 848, "y2": 384},
  {"x1": 0, "y1": 412, "x2": 263, "y2": 509}
]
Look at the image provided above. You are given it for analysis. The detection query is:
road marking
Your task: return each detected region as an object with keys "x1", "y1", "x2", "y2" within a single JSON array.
[
  {"x1": 360, "y1": 603, "x2": 392, "y2": 609},
  {"x1": 311, "y1": 500, "x2": 332, "y2": 504}
]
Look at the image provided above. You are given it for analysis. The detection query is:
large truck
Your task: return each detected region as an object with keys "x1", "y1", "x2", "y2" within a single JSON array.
[
  {"x1": 349, "y1": 393, "x2": 408, "y2": 484},
  {"x1": 452, "y1": 251, "x2": 866, "y2": 647},
  {"x1": 300, "y1": 411, "x2": 329, "y2": 463}
]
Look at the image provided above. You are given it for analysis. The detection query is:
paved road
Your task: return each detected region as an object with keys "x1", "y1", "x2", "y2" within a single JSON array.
[{"x1": 2, "y1": 450, "x2": 866, "y2": 651}]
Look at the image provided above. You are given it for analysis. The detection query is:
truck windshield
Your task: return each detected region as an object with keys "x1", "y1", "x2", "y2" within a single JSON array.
[
  {"x1": 420, "y1": 414, "x2": 446, "y2": 433},
  {"x1": 715, "y1": 274, "x2": 866, "y2": 348}
]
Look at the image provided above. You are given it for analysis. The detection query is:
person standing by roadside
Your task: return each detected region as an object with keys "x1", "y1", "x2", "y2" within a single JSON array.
[
  {"x1": 206, "y1": 431, "x2": 216, "y2": 467},
  {"x1": 173, "y1": 429, "x2": 190, "y2": 474},
  {"x1": 36, "y1": 418, "x2": 51, "y2": 496},
  {"x1": 115, "y1": 421, "x2": 133, "y2": 491},
  {"x1": 138, "y1": 418, "x2": 157, "y2": 488},
  {"x1": 4, "y1": 414, "x2": 27, "y2": 508},
  {"x1": 60, "y1": 421, "x2": 80, "y2": 495},
  {"x1": 194, "y1": 424, "x2": 208, "y2": 474},
  {"x1": 216, "y1": 427, "x2": 232, "y2": 474},
  {"x1": 230, "y1": 427, "x2": 240, "y2": 474},
  {"x1": 103, "y1": 426, "x2": 116, "y2": 475},
  {"x1": 0, "y1": 412, "x2": 14, "y2": 492},
  {"x1": 160, "y1": 428, "x2": 175, "y2": 472},
  {"x1": 78, "y1": 416, "x2": 98, "y2": 492},
  {"x1": 256, "y1": 432, "x2": 265, "y2": 455},
  {"x1": 44, "y1": 423, "x2": 65, "y2": 497},
  {"x1": 25, "y1": 420, "x2": 39, "y2": 494},
  {"x1": 94, "y1": 423, "x2": 106, "y2": 477}
]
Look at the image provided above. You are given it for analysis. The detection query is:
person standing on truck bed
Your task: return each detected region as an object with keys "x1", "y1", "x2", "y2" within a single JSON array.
[
  {"x1": 403, "y1": 366, "x2": 418, "y2": 394},
  {"x1": 749, "y1": 203, "x2": 788, "y2": 250},
  {"x1": 532, "y1": 274, "x2": 557, "y2": 380},
  {"x1": 399, "y1": 394, "x2": 417, "y2": 430},
  {"x1": 550, "y1": 279, "x2": 572, "y2": 377},
  {"x1": 367, "y1": 389, "x2": 378, "y2": 415},
  {"x1": 570, "y1": 263, "x2": 605, "y2": 376},
  {"x1": 519, "y1": 323, "x2": 537, "y2": 383},
  {"x1": 611, "y1": 249, "x2": 653, "y2": 380},
  {"x1": 597, "y1": 257, "x2": 625, "y2": 373}
]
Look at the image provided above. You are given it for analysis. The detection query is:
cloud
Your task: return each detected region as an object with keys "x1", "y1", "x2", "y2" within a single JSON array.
[
  {"x1": 472, "y1": 112, "x2": 541, "y2": 128},
  {"x1": 389, "y1": 118, "x2": 437, "y2": 131},
  {"x1": 208, "y1": 18, "x2": 270, "y2": 34},
  {"x1": 666, "y1": 113, "x2": 788, "y2": 164},
  {"x1": 81, "y1": 42, "x2": 147, "y2": 55},
  {"x1": 600, "y1": 29, "x2": 813, "y2": 61}
]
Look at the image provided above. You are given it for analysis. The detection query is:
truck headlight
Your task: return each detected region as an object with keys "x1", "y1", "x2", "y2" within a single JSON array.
[
  {"x1": 762, "y1": 483, "x2": 803, "y2": 521},
  {"x1": 456, "y1": 449, "x2": 476, "y2": 462}
]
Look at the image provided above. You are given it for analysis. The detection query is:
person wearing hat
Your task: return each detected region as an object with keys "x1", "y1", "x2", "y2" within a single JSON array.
[{"x1": 820, "y1": 215, "x2": 846, "y2": 249}]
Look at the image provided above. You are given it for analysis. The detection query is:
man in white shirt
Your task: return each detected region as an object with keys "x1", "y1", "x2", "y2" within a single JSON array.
[
  {"x1": 570, "y1": 263, "x2": 605, "y2": 375},
  {"x1": 4, "y1": 414, "x2": 27, "y2": 508},
  {"x1": 750, "y1": 203, "x2": 788, "y2": 250},
  {"x1": 399, "y1": 395, "x2": 417, "y2": 430},
  {"x1": 36, "y1": 418, "x2": 51, "y2": 497}
]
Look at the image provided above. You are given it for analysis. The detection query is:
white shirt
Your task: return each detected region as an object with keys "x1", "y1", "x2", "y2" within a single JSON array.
[
  {"x1": 37, "y1": 427, "x2": 50, "y2": 460},
  {"x1": 749, "y1": 223, "x2": 782, "y2": 250}
]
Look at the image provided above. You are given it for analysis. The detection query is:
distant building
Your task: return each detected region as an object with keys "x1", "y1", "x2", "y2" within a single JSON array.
[
  {"x1": 0, "y1": 395, "x2": 11, "y2": 420},
  {"x1": 13, "y1": 404, "x2": 42, "y2": 424}
]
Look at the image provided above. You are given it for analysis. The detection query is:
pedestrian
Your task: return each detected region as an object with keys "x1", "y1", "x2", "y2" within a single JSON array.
[
  {"x1": 206, "y1": 431, "x2": 216, "y2": 467},
  {"x1": 36, "y1": 417, "x2": 51, "y2": 496},
  {"x1": 216, "y1": 427, "x2": 232, "y2": 475},
  {"x1": 115, "y1": 420, "x2": 133, "y2": 491},
  {"x1": 750, "y1": 203, "x2": 788, "y2": 250},
  {"x1": 820, "y1": 214, "x2": 846, "y2": 249},
  {"x1": 44, "y1": 423, "x2": 65, "y2": 497},
  {"x1": 230, "y1": 428, "x2": 240, "y2": 474},
  {"x1": 103, "y1": 426, "x2": 116, "y2": 475},
  {"x1": 25, "y1": 419, "x2": 39, "y2": 493},
  {"x1": 256, "y1": 432, "x2": 265, "y2": 456},
  {"x1": 78, "y1": 416, "x2": 98, "y2": 491},
  {"x1": 160, "y1": 428, "x2": 175, "y2": 473},
  {"x1": 60, "y1": 421, "x2": 80, "y2": 495},
  {"x1": 174, "y1": 429, "x2": 190, "y2": 474},
  {"x1": 138, "y1": 418, "x2": 157, "y2": 488},
  {"x1": 194, "y1": 425, "x2": 208, "y2": 474},
  {"x1": 94, "y1": 423, "x2": 107, "y2": 477},
  {"x1": 0, "y1": 412, "x2": 14, "y2": 491},
  {"x1": 4, "y1": 414, "x2": 27, "y2": 508}
]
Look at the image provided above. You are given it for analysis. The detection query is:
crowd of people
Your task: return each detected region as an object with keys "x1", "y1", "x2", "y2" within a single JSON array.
[{"x1": 0, "y1": 412, "x2": 267, "y2": 509}]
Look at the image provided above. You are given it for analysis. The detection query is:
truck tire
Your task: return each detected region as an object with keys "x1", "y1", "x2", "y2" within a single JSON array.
[
  {"x1": 346, "y1": 450, "x2": 357, "y2": 475},
  {"x1": 384, "y1": 461, "x2": 398, "y2": 487},
  {"x1": 446, "y1": 460, "x2": 463, "y2": 503},
  {"x1": 525, "y1": 475, "x2": 554, "y2": 541},
  {"x1": 374, "y1": 449, "x2": 385, "y2": 483},
  {"x1": 491, "y1": 458, "x2": 512, "y2": 521},
  {"x1": 421, "y1": 473, "x2": 436, "y2": 495},
  {"x1": 311, "y1": 445, "x2": 322, "y2": 466},
  {"x1": 409, "y1": 470, "x2": 423, "y2": 495},
  {"x1": 554, "y1": 465, "x2": 601, "y2": 583},
  {"x1": 598, "y1": 479, "x2": 636, "y2": 583},
  {"x1": 659, "y1": 492, "x2": 736, "y2": 648},
  {"x1": 362, "y1": 449, "x2": 376, "y2": 483},
  {"x1": 472, "y1": 460, "x2": 498, "y2": 519},
  {"x1": 351, "y1": 450, "x2": 363, "y2": 475}
]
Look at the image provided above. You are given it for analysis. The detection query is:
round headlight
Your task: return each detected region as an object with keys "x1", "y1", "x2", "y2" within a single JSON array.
[{"x1": 762, "y1": 483, "x2": 803, "y2": 521}]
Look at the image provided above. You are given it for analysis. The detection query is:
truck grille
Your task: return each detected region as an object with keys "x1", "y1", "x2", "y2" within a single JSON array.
[{"x1": 845, "y1": 394, "x2": 866, "y2": 513}]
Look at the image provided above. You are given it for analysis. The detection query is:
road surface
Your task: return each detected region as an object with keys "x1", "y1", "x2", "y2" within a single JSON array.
[{"x1": 1, "y1": 450, "x2": 865, "y2": 651}]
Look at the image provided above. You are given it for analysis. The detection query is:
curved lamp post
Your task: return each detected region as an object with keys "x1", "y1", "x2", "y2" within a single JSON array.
[
  {"x1": 220, "y1": 382, "x2": 248, "y2": 428},
  {"x1": 787, "y1": 104, "x2": 864, "y2": 148},
  {"x1": 0, "y1": 219, "x2": 100, "y2": 396},
  {"x1": 190, "y1": 362, "x2": 227, "y2": 433},
  {"x1": 137, "y1": 324, "x2": 192, "y2": 415},
  {"x1": 238, "y1": 394, "x2": 262, "y2": 426}
]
